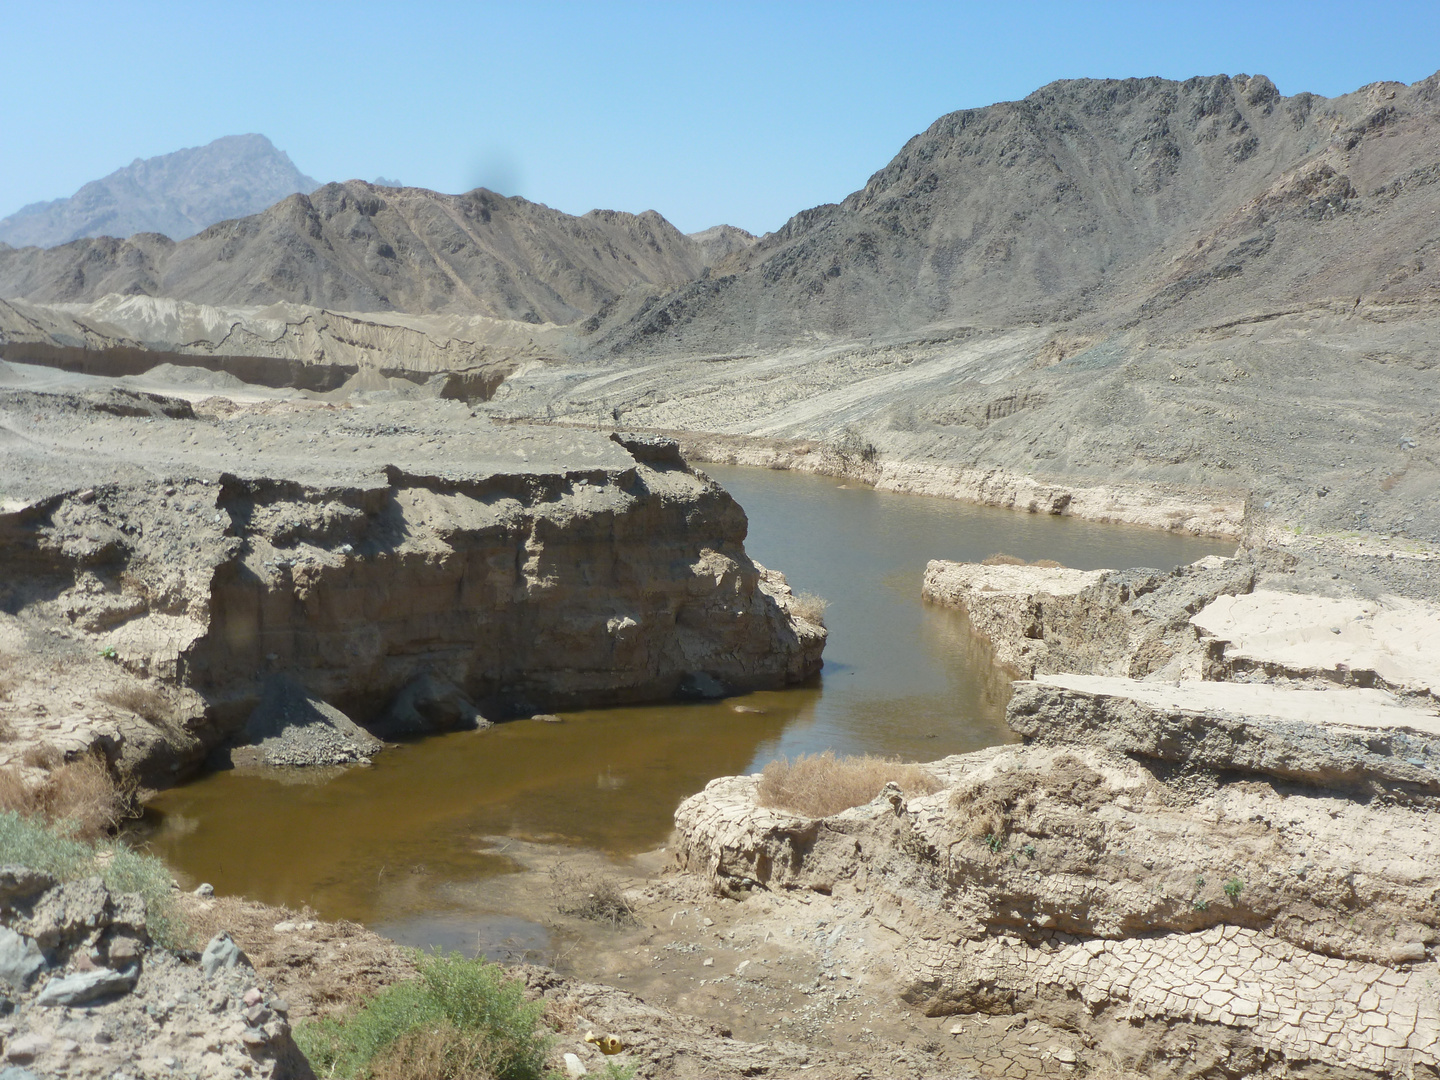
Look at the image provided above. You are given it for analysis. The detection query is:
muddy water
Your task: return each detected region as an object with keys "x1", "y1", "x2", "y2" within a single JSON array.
[{"x1": 139, "y1": 465, "x2": 1232, "y2": 935}]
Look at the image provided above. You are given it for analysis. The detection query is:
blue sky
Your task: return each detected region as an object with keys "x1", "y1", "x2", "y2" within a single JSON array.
[{"x1": 3, "y1": 1, "x2": 1438, "y2": 235}]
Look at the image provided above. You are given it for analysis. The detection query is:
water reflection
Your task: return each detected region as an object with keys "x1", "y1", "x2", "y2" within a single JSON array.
[{"x1": 139, "y1": 464, "x2": 1233, "y2": 927}]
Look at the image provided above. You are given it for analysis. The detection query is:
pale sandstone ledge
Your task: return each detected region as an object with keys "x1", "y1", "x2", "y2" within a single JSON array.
[
  {"x1": 674, "y1": 431, "x2": 1247, "y2": 539},
  {"x1": 672, "y1": 739, "x2": 1440, "y2": 1078},
  {"x1": 1192, "y1": 588, "x2": 1440, "y2": 697},
  {"x1": 922, "y1": 554, "x2": 1254, "y2": 680}
]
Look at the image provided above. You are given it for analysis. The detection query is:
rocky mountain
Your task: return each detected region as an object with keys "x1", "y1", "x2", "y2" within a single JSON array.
[
  {"x1": 588, "y1": 72, "x2": 1440, "y2": 355},
  {"x1": 687, "y1": 224, "x2": 759, "y2": 265},
  {"x1": 0, "y1": 182, "x2": 710, "y2": 322},
  {"x1": 0, "y1": 134, "x2": 319, "y2": 248}
]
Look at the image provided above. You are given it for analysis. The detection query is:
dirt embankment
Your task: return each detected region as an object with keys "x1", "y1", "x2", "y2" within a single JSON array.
[
  {"x1": 0, "y1": 389, "x2": 823, "y2": 785},
  {"x1": 666, "y1": 550, "x2": 1440, "y2": 1079}
]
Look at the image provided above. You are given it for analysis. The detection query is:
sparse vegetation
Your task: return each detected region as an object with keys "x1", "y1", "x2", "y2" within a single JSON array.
[
  {"x1": 789, "y1": 591, "x2": 828, "y2": 626},
  {"x1": 757, "y1": 751, "x2": 941, "y2": 818},
  {"x1": 981, "y1": 553, "x2": 1064, "y2": 568},
  {"x1": 548, "y1": 863, "x2": 638, "y2": 928},
  {"x1": 295, "y1": 951, "x2": 552, "y2": 1080},
  {"x1": 829, "y1": 426, "x2": 879, "y2": 468},
  {"x1": 0, "y1": 751, "x2": 135, "y2": 840},
  {"x1": 100, "y1": 681, "x2": 175, "y2": 725},
  {"x1": 0, "y1": 807, "x2": 182, "y2": 947},
  {"x1": 1223, "y1": 876, "x2": 1244, "y2": 902}
]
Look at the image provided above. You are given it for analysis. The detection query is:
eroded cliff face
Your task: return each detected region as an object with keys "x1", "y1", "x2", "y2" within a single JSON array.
[{"x1": 0, "y1": 392, "x2": 823, "y2": 781}]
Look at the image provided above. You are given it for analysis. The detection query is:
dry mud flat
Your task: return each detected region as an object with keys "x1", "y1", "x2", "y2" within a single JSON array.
[{"x1": 662, "y1": 553, "x2": 1440, "y2": 1078}]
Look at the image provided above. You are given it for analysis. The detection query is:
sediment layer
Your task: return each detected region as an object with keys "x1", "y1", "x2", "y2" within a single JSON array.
[{"x1": 0, "y1": 391, "x2": 823, "y2": 782}]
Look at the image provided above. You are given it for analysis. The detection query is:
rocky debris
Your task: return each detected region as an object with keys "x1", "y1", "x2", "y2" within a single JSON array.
[
  {"x1": 0, "y1": 928, "x2": 46, "y2": 990},
  {"x1": 923, "y1": 553, "x2": 1255, "y2": 679},
  {"x1": 0, "y1": 876, "x2": 311, "y2": 1078},
  {"x1": 1011, "y1": 674, "x2": 1440, "y2": 795},
  {"x1": 673, "y1": 727, "x2": 1440, "y2": 1076},
  {"x1": 370, "y1": 671, "x2": 489, "y2": 739},
  {"x1": 0, "y1": 393, "x2": 823, "y2": 782},
  {"x1": 223, "y1": 676, "x2": 382, "y2": 768}
]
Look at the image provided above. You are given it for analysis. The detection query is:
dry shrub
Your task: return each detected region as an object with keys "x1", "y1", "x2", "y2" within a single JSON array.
[
  {"x1": 982, "y1": 553, "x2": 1063, "y2": 568},
  {"x1": 790, "y1": 591, "x2": 828, "y2": 625},
  {"x1": 549, "y1": 864, "x2": 637, "y2": 928},
  {"x1": 367, "y1": 1022, "x2": 495, "y2": 1080},
  {"x1": 100, "y1": 682, "x2": 174, "y2": 725},
  {"x1": 757, "y1": 751, "x2": 941, "y2": 818},
  {"x1": 0, "y1": 753, "x2": 133, "y2": 841},
  {"x1": 21, "y1": 743, "x2": 62, "y2": 769},
  {"x1": 982, "y1": 552, "x2": 1026, "y2": 566},
  {"x1": 950, "y1": 754, "x2": 1109, "y2": 843}
]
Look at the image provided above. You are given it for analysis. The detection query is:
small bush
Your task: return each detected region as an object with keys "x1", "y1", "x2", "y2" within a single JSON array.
[
  {"x1": 757, "y1": 751, "x2": 941, "y2": 818},
  {"x1": 0, "y1": 753, "x2": 134, "y2": 841},
  {"x1": 789, "y1": 592, "x2": 828, "y2": 626},
  {"x1": 981, "y1": 553, "x2": 1064, "y2": 569},
  {"x1": 1223, "y1": 877, "x2": 1244, "y2": 902},
  {"x1": 100, "y1": 682, "x2": 174, "y2": 725},
  {"x1": 549, "y1": 864, "x2": 637, "y2": 928},
  {"x1": 0, "y1": 810, "x2": 184, "y2": 948},
  {"x1": 296, "y1": 951, "x2": 551, "y2": 1080}
]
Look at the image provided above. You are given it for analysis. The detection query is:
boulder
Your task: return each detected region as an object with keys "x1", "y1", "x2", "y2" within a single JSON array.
[{"x1": 34, "y1": 965, "x2": 138, "y2": 1006}]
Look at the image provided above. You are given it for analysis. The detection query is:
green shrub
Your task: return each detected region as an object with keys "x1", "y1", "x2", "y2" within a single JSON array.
[
  {"x1": 296, "y1": 951, "x2": 551, "y2": 1080},
  {"x1": 0, "y1": 810, "x2": 184, "y2": 948}
]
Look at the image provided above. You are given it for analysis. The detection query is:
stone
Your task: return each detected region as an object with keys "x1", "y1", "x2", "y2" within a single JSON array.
[
  {"x1": 0, "y1": 928, "x2": 46, "y2": 990},
  {"x1": 24, "y1": 877, "x2": 112, "y2": 951},
  {"x1": 0, "y1": 867, "x2": 57, "y2": 910},
  {"x1": 372, "y1": 672, "x2": 489, "y2": 738},
  {"x1": 34, "y1": 965, "x2": 138, "y2": 1006},
  {"x1": 243, "y1": 986, "x2": 264, "y2": 1006},
  {"x1": 563, "y1": 1052, "x2": 588, "y2": 1078},
  {"x1": 3, "y1": 1033, "x2": 48, "y2": 1062},
  {"x1": 0, "y1": 1068, "x2": 41, "y2": 1080},
  {"x1": 200, "y1": 932, "x2": 252, "y2": 979},
  {"x1": 192, "y1": 883, "x2": 215, "y2": 898},
  {"x1": 1390, "y1": 941, "x2": 1427, "y2": 963}
]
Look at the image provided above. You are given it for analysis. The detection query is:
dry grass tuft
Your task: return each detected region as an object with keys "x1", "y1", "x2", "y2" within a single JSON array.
[
  {"x1": 549, "y1": 864, "x2": 638, "y2": 928},
  {"x1": 367, "y1": 1022, "x2": 496, "y2": 1080},
  {"x1": 21, "y1": 743, "x2": 62, "y2": 769},
  {"x1": 100, "y1": 682, "x2": 174, "y2": 725},
  {"x1": 982, "y1": 553, "x2": 1063, "y2": 568},
  {"x1": 789, "y1": 591, "x2": 828, "y2": 626},
  {"x1": 758, "y1": 751, "x2": 941, "y2": 818},
  {"x1": 0, "y1": 753, "x2": 134, "y2": 841}
]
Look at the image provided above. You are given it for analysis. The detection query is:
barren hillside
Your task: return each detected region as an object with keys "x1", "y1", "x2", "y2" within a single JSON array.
[
  {"x1": 0, "y1": 183, "x2": 708, "y2": 323},
  {"x1": 587, "y1": 73, "x2": 1440, "y2": 355}
]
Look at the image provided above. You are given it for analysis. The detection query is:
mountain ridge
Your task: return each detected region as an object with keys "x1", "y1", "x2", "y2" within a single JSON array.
[{"x1": 0, "y1": 134, "x2": 319, "y2": 248}]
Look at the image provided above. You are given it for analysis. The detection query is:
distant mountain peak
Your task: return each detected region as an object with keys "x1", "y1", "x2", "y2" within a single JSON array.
[{"x1": 0, "y1": 135, "x2": 320, "y2": 249}]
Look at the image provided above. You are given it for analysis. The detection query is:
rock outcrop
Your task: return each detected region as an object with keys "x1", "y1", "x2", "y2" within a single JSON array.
[
  {"x1": 674, "y1": 548, "x2": 1440, "y2": 1078},
  {"x1": 0, "y1": 871, "x2": 310, "y2": 1079},
  {"x1": 0, "y1": 390, "x2": 824, "y2": 781},
  {"x1": 674, "y1": 733, "x2": 1440, "y2": 1077}
]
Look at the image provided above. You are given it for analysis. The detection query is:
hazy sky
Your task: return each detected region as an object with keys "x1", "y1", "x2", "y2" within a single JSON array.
[{"x1": 4, "y1": 1, "x2": 1438, "y2": 235}]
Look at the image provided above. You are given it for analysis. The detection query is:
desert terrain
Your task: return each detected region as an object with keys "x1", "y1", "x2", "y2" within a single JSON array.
[{"x1": 0, "y1": 70, "x2": 1438, "y2": 1079}]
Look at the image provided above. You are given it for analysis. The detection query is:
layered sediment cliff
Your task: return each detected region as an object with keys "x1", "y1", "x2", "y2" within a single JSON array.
[{"x1": 0, "y1": 390, "x2": 824, "y2": 781}]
